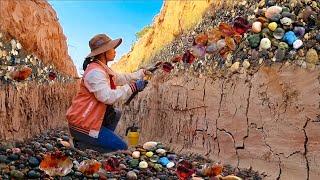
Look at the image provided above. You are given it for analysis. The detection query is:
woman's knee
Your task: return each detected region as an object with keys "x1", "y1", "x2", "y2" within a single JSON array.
[{"x1": 114, "y1": 109, "x2": 122, "y2": 120}]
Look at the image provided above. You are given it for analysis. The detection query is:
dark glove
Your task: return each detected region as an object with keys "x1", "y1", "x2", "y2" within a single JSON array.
[{"x1": 136, "y1": 79, "x2": 147, "y2": 91}]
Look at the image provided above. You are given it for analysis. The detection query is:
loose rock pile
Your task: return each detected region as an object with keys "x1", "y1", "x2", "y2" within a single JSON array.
[
  {"x1": 149, "y1": 0, "x2": 319, "y2": 77},
  {"x1": 0, "y1": 32, "x2": 75, "y2": 89},
  {"x1": 0, "y1": 129, "x2": 263, "y2": 179}
]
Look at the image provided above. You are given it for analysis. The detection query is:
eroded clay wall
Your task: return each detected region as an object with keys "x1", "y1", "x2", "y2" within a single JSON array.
[{"x1": 117, "y1": 65, "x2": 320, "y2": 180}]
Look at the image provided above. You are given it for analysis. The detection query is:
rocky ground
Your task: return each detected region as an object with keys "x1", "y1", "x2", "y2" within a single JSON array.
[{"x1": 0, "y1": 129, "x2": 263, "y2": 179}]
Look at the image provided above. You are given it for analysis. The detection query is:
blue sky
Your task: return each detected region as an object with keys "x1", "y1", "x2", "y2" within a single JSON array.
[{"x1": 49, "y1": 0, "x2": 163, "y2": 74}]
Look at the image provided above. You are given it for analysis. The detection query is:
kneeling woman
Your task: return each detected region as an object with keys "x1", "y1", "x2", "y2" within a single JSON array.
[{"x1": 66, "y1": 34, "x2": 147, "y2": 152}]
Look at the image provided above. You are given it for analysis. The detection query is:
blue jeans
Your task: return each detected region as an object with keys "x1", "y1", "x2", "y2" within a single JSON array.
[{"x1": 70, "y1": 108, "x2": 128, "y2": 152}]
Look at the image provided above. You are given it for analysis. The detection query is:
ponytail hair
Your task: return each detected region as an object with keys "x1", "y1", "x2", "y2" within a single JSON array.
[
  {"x1": 83, "y1": 52, "x2": 106, "y2": 71},
  {"x1": 83, "y1": 57, "x2": 93, "y2": 71}
]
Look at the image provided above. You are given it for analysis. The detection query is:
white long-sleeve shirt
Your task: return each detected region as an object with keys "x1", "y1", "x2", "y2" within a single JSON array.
[{"x1": 83, "y1": 62, "x2": 145, "y2": 105}]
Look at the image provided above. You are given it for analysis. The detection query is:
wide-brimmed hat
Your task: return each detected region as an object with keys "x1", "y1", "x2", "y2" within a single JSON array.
[{"x1": 86, "y1": 34, "x2": 122, "y2": 58}]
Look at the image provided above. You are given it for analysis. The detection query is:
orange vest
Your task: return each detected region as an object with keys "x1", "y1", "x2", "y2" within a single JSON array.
[{"x1": 66, "y1": 62, "x2": 116, "y2": 138}]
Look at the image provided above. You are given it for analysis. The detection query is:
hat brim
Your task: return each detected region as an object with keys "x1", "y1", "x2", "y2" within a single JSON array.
[{"x1": 86, "y1": 38, "x2": 122, "y2": 58}]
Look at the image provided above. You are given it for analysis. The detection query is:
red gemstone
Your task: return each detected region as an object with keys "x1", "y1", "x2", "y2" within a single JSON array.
[
  {"x1": 162, "y1": 62, "x2": 174, "y2": 73},
  {"x1": 233, "y1": 16, "x2": 250, "y2": 35},
  {"x1": 49, "y1": 72, "x2": 56, "y2": 80},
  {"x1": 176, "y1": 160, "x2": 195, "y2": 180},
  {"x1": 102, "y1": 157, "x2": 120, "y2": 172},
  {"x1": 182, "y1": 50, "x2": 196, "y2": 64}
]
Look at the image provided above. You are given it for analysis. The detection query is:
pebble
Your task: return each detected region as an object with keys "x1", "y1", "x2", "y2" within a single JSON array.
[
  {"x1": 265, "y1": 6, "x2": 282, "y2": 19},
  {"x1": 262, "y1": 28, "x2": 272, "y2": 38},
  {"x1": 132, "y1": 151, "x2": 141, "y2": 159},
  {"x1": 248, "y1": 34, "x2": 261, "y2": 48},
  {"x1": 0, "y1": 155, "x2": 9, "y2": 163},
  {"x1": 230, "y1": 62, "x2": 240, "y2": 73},
  {"x1": 280, "y1": 17, "x2": 292, "y2": 25},
  {"x1": 283, "y1": 31, "x2": 297, "y2": 45},
  {"x1": 293, "y1": 39, "x2": 303, "y2": 49},
  {"x1": 166, "y1": 162, "x2": 175, "y2": 168},
  {"x1": 275, "y1": 49, "x2": 286, "y2": 61},
  {"x1": 156, "y1": 149, "x2": 166, "y2": 156},
  {"x1": 60, "y1": 140, "x2": 71, "y2": 148},
  {"x1": 28, "y1": 170, "x2": 41, "y2": 178},
  {"x1": 33, "y1": 142, "x2": 41, "y2": 149},
  {"x1": 10, "y1": 169, "x2": 24, "y2": 179},
  {"x1": 62, "y1": 135, "x2": 70, "y2": 141},
  {"x1": 150, "y1": 155, "x2": 160, "y2": 163},
  {"x1": 28, "y1": 156, "x2": 40, "y2": 167},
  {"x1": 45, "y1": 143, "x2": 54, "y2": 150},
  {"x1": 269, "y1": 14, "x2": 282, "y2": 22},
  {"x1": 306, "y1": 49, "x2": 319, "y2": 64},
  {"x1": 127, "y1": 171, "x2": 138, "y2": 180},
  {"x1": 139, "y1": 161, "x2": 148, "y2": 169},
  {"x1": 12, "y1": 148, "x2": 21, "y2": 154},
  {"x1": 8, "y1": 154, "x2": 19, "y2": 161},
  {"x1": 252, "y1": 22, "x2": 262, "y2": 33},
  {"x1": 259, "y1": 38, "x2": 271, "y2": 50},
  {"x1": 206, "y1": 43, "x2": 218, "y2": 53},
  {"x1": 143, "y1": 142, "x2": 158, "y2": 151},
  {"x1": 273, "y1": 28, "x2": 285, "y2": 39},
  {"x1": 278, "y1": 42, "x2": 289, "y2": 50},
  {"x1": 293, "y1": 27, "x2": 305, "y2": 37},
  {"x1": 242, "y1": 60, "x2": 250, "y2": 69},
  {"x1": 268, "y1": 22, "x2": 278, "y2": 31},
  {"x1": 146, "y1": 152, "x2": 153, "y2": 158},
  {"x1": 129, "y1": 159, "x2": 139, "y2": 168},
  {"x1": 158, "y1": 157, "x2": 170, "y2": 166},
  {"x1": 217, "y1": 39, "x2": 226, "y2": 50},
  {"x1": 316, "y1": 33, "x2": 320, "y2": 42}
]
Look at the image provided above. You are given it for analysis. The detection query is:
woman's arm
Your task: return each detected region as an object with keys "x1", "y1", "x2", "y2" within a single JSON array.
[
  {"x1": 84, "y1": 69, "x2": 135, "y2": 105},
  {"x1": 113, "y1": 69, "x2": 145, "y2": 86}
]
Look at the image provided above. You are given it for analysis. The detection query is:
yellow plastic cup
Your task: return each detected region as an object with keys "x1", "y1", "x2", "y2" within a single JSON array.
[{"x1": 127, "y1": 131, "x2": 139, "y2": 147}]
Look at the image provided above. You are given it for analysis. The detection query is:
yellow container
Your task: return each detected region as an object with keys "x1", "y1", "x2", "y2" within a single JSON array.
[
  {"x1": 127, "y1": 131, "x2": 140, "y2": 147},
  {"x1": 126, "y1": 124, "x2": 140, "y2": 147}
]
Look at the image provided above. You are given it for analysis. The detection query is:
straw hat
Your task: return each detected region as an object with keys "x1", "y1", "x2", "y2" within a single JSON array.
[{"x1": 86, "y1": 34, "x2": 122, "y2": 58}]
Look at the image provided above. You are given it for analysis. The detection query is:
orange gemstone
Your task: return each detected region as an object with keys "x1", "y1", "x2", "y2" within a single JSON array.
[
  {"x1": 233, "y1": 34, "x2": 243, "y2": 44},
  {"x1": 207, "y1": 28, "x2": 223, "y2": 43},
  {"x1": 219, "y1": 47, "x2": 231, "y2": 59},
  {"x1": 172, "y1": 55, "x2": 182, "y2": 63},
  {"x1": 212, "y1": 164, "x2": 223, "y2": 176},
  {"x1": 39, "y1": 151, "x2": 73, "y2": 176},
  {"x1": 10, "y1": 66, "x2": 32, "y2": 81},
  {"x1": 218, "y1": 22, "x2": 235, "y2": 37},
  {"x1": 225, "y1": 37, "x2": 236, "y2": 50},
  {"x1": 195, "y1": 33, "x2": 208, "y2": 46},
  {"x1": 79, "y1": 159, "x2": 102, "y2": 175}
]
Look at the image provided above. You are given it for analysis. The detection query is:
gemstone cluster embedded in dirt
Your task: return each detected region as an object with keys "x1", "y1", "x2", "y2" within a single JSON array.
[
  {"x1": 0, "y1": 32, "x2": 75, "y2": 89},
  {"x1": 148, "y1": 0, "x2": 319, "y2": 78}
]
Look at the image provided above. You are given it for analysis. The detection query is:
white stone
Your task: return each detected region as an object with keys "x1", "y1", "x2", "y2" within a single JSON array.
[
  {"x1": 259, "y1": 38, "x2": 271, "y2": 50},
  {"x1": 156, "y1": 148, "x2": 166, "y2": 155},
  {"x1": 280, "y1": 17, "x2": 292, "y2": 25},
  {"x1": 230, "y1": 62, "x2": 240, "y2": 73},
  {"x1": 293, "y1": 39, "x2": 303, "y2": 49},
  {"x1": 143, "y1": 141, "x2": 157, "y2": 150},
  {"x1": 166, "y1": 162, "x2": 175, "y2": 168},
  {"x1": 132, "y1": 151, "x2": 140, "y2": 159},
  {"x1": 16, "y1": 42, "x2": 22, "y2": 50},
  {"x1": 139, "y1": 161, "x2": 148, "y2": 169},
  {"x1": 252, "y1": 21, "x2": 262, "y2": 33},
  {"x1": 242, "y1": 60, "x2": 250, "y2": 69},
  {"x1": 10, "y1": 39, "x2": 16, "y2": 49}
]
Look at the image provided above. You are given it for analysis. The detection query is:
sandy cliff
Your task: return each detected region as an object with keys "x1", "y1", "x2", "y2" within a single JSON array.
[{"x1": 0, "y1": 0, "x2": 77, "y2": 76}]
